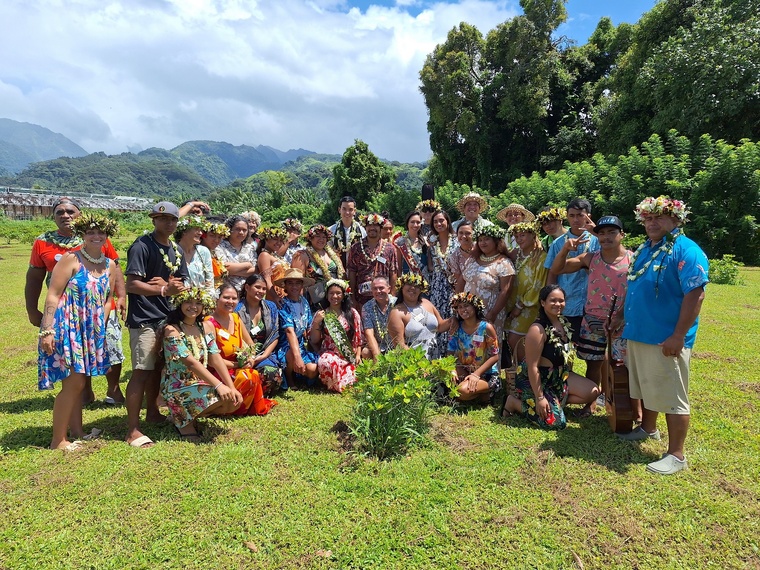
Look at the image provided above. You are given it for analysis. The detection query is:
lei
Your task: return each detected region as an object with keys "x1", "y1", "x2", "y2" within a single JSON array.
[
  {"x1": 43, "y1": 231, "x2": 82, "y2": 250},
  {"x1": 179, "y1": 324, "x2": 208, "y2": 366},
  {"x1": 323, "y1": 310, "x2": 355, "y2": 364},
  {"x1": 628, "y1": 229, "x2": 681, "y2": 290},
  {"x1": 371, "y1": 301, "x2": 391, "y2": 348},
  {"x1": 307, "y1": 245, "x2": 345, "y2": 280},
  {"x1": 235, "y1": 343, "x2": 262, "y2": 368},
  {"x1": 545, "y1": 316, "x2": 575, "y2": 369},
  {"x1": 151, "y1": 233, "x2": 182, "y2": 275},
  {"x1": 358, "y1": 238, "x2": 387, "y2": 265},
  {"x1": 333, "y1": 221, "x2": 361, "y2": 254},
  {"x1": 431, "y1": 235, "x2": 455, "y2": 273}
]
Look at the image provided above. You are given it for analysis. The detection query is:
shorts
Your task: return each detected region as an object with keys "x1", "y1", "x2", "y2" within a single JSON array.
[
  {"x1": 564, "y1": 314, "x2": 583, "y2": 345},
  {"x1": 576, "y1": 315, "x2": 627, "y2": 362},
  {"x1": 129, "y1": 325, "x2": 161, "y2": 371},
  {"x1": 105, "y1": 312, "x2": 124, "y2": 367},
  {"x1": 626, "y1": 340, "x2": 691, "y2": 414}
]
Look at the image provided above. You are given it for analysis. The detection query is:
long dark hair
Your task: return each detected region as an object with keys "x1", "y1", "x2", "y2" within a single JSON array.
[
  {"x1": 429, "y1": 210, "x2": 452, "y2": 236},
  {"x1": 323, "y1": 283, "x2": 355, "y2": 342},
  {"x1": 241, "y1": 273, "x2": 267, "y2": 303},
  {"x1": 537, "y1": 283, "x2": 565, "y2": 323}
]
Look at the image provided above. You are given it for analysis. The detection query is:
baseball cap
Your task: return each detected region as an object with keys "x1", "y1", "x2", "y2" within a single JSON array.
[
  {"x1": 593, "y1": 215, "x2": 624, "y2": 233},
  {"x1": 149, "y1": 201, "x2": 180, "y2": 218}
]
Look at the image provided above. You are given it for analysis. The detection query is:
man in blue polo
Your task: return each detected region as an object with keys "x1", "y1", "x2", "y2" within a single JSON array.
[{"x1": 619, "y1": 196, "x2": 709, "y2": 475}]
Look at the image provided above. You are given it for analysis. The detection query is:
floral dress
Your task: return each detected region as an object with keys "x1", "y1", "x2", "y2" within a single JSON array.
[
  {"x1": 302, "y1": 248, "x2": 345, "y2": 309},
  {"x1": 462, "y1": 256, "x2": 515, "y2": 342},
  {"x1": 507, "y1": 249, "x2": 548, "y2": 335},
  {"x1": 185, "y1": 245, "x2": 214, "y2": 295},
  {"x1": 162, "y1": 329, "x2": 220, "y2": 428},
  {"x1": 215, "y1": 240, "x2": 257, "y2": 291},
  {"x1": 447, "y1": 320, "x2": 501, "y2": 398},
  {"x1": 428, "y1": 237, "x2": 456, "y2": 359},
  {"x1": 317, "y1": 309, "x2": 363, "y2": 393},
  {"x1": 393, "y1": 234, "x2": 429, "y2": 280},
  {"x1": 38, "y1": 257, "x2": 111, "y2": 390},
  {"x1": 208, "y1": 314, "x2": 276, "y2": 416}
]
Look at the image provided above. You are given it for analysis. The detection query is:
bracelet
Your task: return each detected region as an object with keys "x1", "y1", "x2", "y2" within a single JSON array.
[
  {"x1": 38, "y1": 329, "x2": 55, "y2": 338},
  {"x1": 160, "y1": 286, "x2": 166, "y2": 297},
  {"x1": 213, "y1": 383, "x2": 223, "y2": 392},
  {"x1": 537, "y1": 395, "x2": 546, "y2": 401}
]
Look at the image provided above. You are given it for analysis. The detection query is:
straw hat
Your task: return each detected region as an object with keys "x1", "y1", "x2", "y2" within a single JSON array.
[
  {"x1": 496, "y1": 203, "x2": 535, "y2": 223},
  {"x1": 456, "y1": 192, "x2": 489, "y2": 214},
  {"x1": 273, "y1": 267, "x2": 315, "y2": 288}
]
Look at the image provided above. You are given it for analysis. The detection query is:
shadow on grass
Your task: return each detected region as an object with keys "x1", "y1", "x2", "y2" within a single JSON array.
[{"x1": 0, "y1": 394, "x2": 56, "y2": 414}]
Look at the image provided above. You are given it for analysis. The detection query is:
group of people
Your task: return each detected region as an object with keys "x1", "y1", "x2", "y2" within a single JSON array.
[{"x1": 29, "y1": 191, "x2": 709, "y2": 475}]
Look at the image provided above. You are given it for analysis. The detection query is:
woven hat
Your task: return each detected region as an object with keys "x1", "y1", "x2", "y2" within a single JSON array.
[
  {"x1": 456, "y1": 192, "x2": 489, "y2": 214},
  {"x1": 273, "y1": 267, "x2": 315, "y2": 288},
  {"x1": 496, "y1": 203, "x2": 535, "y2": 223}
]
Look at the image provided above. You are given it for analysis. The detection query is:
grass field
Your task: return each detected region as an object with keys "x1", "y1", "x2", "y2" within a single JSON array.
[{"x1": 0, "y1": 242, "x2": 758, "y2": 569}]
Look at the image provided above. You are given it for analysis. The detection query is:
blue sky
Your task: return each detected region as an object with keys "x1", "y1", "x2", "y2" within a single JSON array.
[{"x1": 0, "y1": 0, "x2": 656, "y2": 163}]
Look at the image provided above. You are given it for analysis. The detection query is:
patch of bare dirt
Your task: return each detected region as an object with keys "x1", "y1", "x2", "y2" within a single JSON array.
[
  {"x1": 738, "y1": 382, "x2": 760, "y2": 396},
  {"x1": 429, "y1": 415, "x2": 480, "y2": 453},
  {"x1": 692, "y1": 351, "x2": 738, "y2": 363}
]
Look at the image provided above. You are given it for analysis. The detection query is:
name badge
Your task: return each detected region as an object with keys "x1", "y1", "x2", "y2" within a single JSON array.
[
  {"x1": 250, "y1": 325, "x2": 261, "y2": 336},
  {"x1": 414, "y1": 312, "x2": 424, "y2": 322},
  {"x1": 218, "y1": 330, "x2": 230, "y2": 340},
  {"x1": 54, "y1": 254, "x2": 63, "y2": 262},
  {"x1": 377, "y1": 256, "x2": 386, "y2": 264},
  {"x1": 473, "y1": 334, "x2": 484, "y2": 342}
]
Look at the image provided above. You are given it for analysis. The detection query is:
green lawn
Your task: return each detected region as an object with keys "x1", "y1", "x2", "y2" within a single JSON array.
[{"x1": 0, "y1": 242, "x2": 758, "y2": 569}]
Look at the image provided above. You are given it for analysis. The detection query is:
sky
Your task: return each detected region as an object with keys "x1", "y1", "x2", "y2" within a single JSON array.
[{"x1": 0, "y1": 0, "x2": 657, "y2": 163}]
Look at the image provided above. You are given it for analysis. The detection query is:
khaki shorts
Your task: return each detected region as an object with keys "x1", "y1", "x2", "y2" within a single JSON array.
[
  {"x1": 626, "y1": 339, "x2": 691, "y2": 415},
  {"x1": 129, "y1": 326, "x2": 160, "y2": 371}
]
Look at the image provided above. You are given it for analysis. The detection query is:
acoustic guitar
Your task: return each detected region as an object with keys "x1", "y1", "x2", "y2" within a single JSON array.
[{"x1": 604, "y1": 294, "x2": 635, "y2": 434}]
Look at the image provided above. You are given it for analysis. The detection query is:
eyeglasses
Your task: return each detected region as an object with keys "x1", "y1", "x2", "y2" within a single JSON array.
[{"x1": 55, "y1": 209, "x2": 77, "y2": 216}]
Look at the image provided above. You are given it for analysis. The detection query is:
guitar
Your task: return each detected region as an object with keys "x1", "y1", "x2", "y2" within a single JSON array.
[{"x1": 604, "y1": 294, "x2": 635, "y2": 434}]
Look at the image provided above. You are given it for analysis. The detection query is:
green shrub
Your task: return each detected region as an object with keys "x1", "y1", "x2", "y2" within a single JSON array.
[
  {"x1": 349, "y1": 347, "x2": 458, "y2": 459},
  {"x1": 709, "y1": 254, "x2": 744, "y2": 285}
]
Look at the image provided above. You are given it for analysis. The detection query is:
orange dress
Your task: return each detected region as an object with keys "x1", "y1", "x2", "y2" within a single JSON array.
[{"x1": 207, "y1": 313, "x2": 276, "y2": 416}]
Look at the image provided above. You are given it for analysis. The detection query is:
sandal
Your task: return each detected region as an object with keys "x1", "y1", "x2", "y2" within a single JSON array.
[{"x1": 174, "y1": 425, "x2": 201, "y2": 443}]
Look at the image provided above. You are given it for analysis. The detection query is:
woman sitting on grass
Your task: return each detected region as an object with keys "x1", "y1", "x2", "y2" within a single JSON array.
[
  {"x1": 207, "y1": 281, "x2": 277, "y2": 416},
  {"x1": 502, "y1": 284, "x2": 599, "y2": 429},
  {"x1": 38, "y1": 212, "x2": 120, "y2": 451},
  {"x1": 310, "y1": 279, "x2": 363, "y2": 393},
  {"x1": 161, "y1": 288, "x2": 243, "y2": 442},
  {"x1": 448, "y1": 292, "x2": 501, "y2": 404},
  {"x1": 236, "y1": 274, "x2": 283, "y2": 396}
]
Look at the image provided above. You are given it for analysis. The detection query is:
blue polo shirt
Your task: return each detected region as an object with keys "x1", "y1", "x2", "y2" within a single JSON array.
[
  {"x1": 623, "y1": 230, "x2": 709, "y2": 348},
  {"x1": 544, "y1": 230, "x2": 600, "y2": 317}
]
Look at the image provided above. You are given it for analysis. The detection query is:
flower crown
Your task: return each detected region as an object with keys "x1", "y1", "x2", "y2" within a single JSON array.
[
  {"x1": 205, "y1": 222, "x2": 230, "y2": 238},
  {"x1": 171, "y1": 287, "x2": 216, "y2": 314},
  {"x1": 507, "y1": 221, "x2": 539, "y2": 236},
  {"x1": 71, "y1": 212, "x2": 119, "y2": 237},
  {"x1": 360, "y1": 213, "x2": 385, "y2": 227},
  {"x1": 396, "y1": 272, "x2": 429, "y2": 293},
  {"x1": 257, "y1": 225, "x2": 288, "y2": 241},
  {"x1": 450, "y1": 292, "x2": 486, "y2": 317},
  {"x1": 474, "y1": 222, "x2": 505, "y2": 241},
  {"x1": 416, "y1": 199, "x2": 441, "y2": 212},
  {"x1": 282, "y1": 218, "x2": 303, "y2": 232},
  {"x1": 175, "y1": 216, "x2": 208, "y2": 236},
  {"x1": 536, "y1": 207, "x2": 567, "y2": 223},
  {"x1": 325, "y1": 278, "x2": 351, "y2": 294},
  {"x1": 635, "y1": 196, "x2": 690, "y2": 223},
  {"x1": 306, "y1": 224, "x2": 333, "y2": 240}
]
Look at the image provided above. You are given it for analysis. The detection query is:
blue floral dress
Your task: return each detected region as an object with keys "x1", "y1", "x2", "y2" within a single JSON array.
[
  {"x1": 162, "y1": 329, "x2": 221, "y2": 428},
  {"x1": 38, "y1": 257, "x2": 111, "y2": 390}
]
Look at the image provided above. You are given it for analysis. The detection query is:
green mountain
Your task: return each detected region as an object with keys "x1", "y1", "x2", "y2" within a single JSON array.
[{"x1": 0, "y1": 118, "x2": 88, "y2": 173}]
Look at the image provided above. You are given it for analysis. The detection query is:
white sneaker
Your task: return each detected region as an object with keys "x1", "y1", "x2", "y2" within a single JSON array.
[{"x1": 646, "y1": 453, "x2": 688, "y2": 475}]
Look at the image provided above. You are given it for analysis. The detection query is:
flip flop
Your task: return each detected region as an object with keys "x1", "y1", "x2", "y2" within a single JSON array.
[
  {"x1": 174, "y1": 426, "x2": 201, "y2": 443},
  {"x1": 81, "y1": 428, "x2": 102, "y2": 441},
  {"x1": 128, "y1": 435, "x2": 154, "y2": 448},
  {"x1": 63, "y1": 441, "x2": 84, "y2": 452},
  {"x1": 103, "y1": 397, "x2": 124, "y2": 406}
]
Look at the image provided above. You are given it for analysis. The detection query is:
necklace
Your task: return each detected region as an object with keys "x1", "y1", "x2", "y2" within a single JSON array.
[
  {"x1": 44, "y1": 231, "x2": 83, "y2": 250},
  {"x1": 307, "y1": 245, "x2": 345, "y2": 280},
  {"x1": 359, "y1": 238, "x2": 385, "y2": 265},
  {"x1": 480, "y1": 253, "x2": 499, "y2": 263},
  {"x1": 323, "y1": 310, "x2": 355, "y2": 364},
  {"x1": 371, "y1": 301, "x2": 390, "y2": 347},
  {"x1": 151, "y1": 233, "x2": 182, "y2": 275},
  {"x1": 80, "y1": 248, "x2": 105, "y2": 264},
  {"x1": 178, "y1": 322, "x2": 207, "y2": 366},
  {"x1": 628, "y1": 229, "x2": 681, "y2": 295},
  {"x1": 545, "y1": 316, "x2": 575, "y2": 369},
  {"x1": 333, "y1": 221, "x2": 360, "y2": 253}
]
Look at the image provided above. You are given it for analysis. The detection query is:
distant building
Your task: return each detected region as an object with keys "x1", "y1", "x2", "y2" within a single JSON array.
[{"x1": 1, "y1": 187, "x2": 151, "y2": 219}]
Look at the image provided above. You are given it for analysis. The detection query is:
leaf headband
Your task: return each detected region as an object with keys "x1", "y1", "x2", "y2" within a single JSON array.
[
  {"x1": 325, "y1": 278, "x2": 351, "y2": 294},
  {"x1": 395, "y1": 272, "x2": 429, "y2": 293},
  {"x1": 474, "y1": 222, "x2": 505, "y2": 241},
  {"x1": 416, "y1": 199, "x2": 441, "y2": 212},
  {"x1": 360, "y1": 213, "x2": 386, "y2": 227},
  {"x1": 507, "y1": 221, "x2": 539, "y2": 236},
  {"x1": 282, "y1": 218, "x2": 303, "y2": 232},
  {"x1": 635, "y1": 196, "x2": 690, "y2": 223},
  {"x1": 257, "y1": 225, "x2": 288, "y2": 241},
  {"x1": 175, "y1": 216, "x2": 209, "y2": 236},
  {"x1": 205, "y1": 222, "x2": 230, "y2": 237},
  {"x1": 71, "y1": 212, "x2": 119, "y2": 237},
  {"x1": 450, "y1": 292, "x2": 486, "y2": 318},
  {"x1": 171, "y1": 287, "x2": 216, "y2": 314},
  {"x1": 306, "y1": 224, "x2": 333, "y2": 240},
  {"x1": 536, "y1": 207, "x2": 567, "y2": 223}
]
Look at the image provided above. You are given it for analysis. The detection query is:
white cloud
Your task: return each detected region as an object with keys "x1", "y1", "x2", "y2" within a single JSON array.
[{"x1": 0, "y1": 0, "x2": 518, "y2": 162}]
